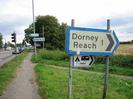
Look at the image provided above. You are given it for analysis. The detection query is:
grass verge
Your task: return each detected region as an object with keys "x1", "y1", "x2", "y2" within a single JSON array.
[
  {"x1": 32, "y1": 57, "x2": 133, "y2": 76},
  {"x1": 0, "y1": 52, "x2": 28, "y2": 96},
  {"x1": 35, "y1": 64, "x2": 133, "y2": 99},
  {"x1": 32, "y1": 49, "x2": 133, "y2": 76}
]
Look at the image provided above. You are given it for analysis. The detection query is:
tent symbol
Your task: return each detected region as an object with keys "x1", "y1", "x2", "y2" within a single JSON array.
[{"x1": 75, "y1": 57, "x2": 80, "y2": 62}]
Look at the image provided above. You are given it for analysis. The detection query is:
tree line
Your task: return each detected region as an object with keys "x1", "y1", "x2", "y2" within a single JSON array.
[{"x1": 24, "y1": 15, "x2": 67, "y2": 50}]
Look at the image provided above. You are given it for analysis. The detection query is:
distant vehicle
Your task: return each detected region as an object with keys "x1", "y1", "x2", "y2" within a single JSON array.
[
  {"x1": 6, "y1": 47, "x2": 12, "y2": 51},
  {"x1": 12, "y1": 47, "x2": 21, "y2": 54},
  {"x1": 20, "y1": 47, "x2": 24, "y2": 52},
  {"x1": 12, "y1": 49, "x2": 20, "y2": 54}
]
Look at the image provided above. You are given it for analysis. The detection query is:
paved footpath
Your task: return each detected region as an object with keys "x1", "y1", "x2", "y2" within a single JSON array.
[{"x1": 2, "y1": 53, "x2": 41, "y2": 99}]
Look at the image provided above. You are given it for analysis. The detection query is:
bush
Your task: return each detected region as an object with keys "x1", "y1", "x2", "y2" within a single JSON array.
[
  {"x1": 33, "y1": 50, "x2": 133, "y2": 68},
  {"x1": 110, "y1": 55, "x2": 133, "y2": 67},
  {"x1": 96, "y1": 55, "x2": 133, "y2": 68},
  {"x1": 38, "y1": 49, "x2": 69, "y2": 61}
]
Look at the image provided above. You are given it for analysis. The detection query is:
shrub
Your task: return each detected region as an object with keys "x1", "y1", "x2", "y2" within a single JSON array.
[
  {"x1": 33, "y1": 50, "x2": 133, "y2": 68},
  {"x1": 96, "y1": 55, "x2": 133, "y2": 68},
  {"x1": 38, "y1": 49, "x2": 69, "y2": 61}
]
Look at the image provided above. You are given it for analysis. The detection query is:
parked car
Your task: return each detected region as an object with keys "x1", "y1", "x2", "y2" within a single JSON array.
[
  {"x1": 6, "y1": 47, "x2": 12, "y2": 51},
  {"x1": 12, "y1": 47, "x2": 21, "y2": 54}
]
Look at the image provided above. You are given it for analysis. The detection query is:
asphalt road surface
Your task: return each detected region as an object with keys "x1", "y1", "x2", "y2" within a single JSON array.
[
  {"x1": 0, "y1": 51, "x2": 12, "y2": 59},
  {"x1": 2, "y1": 53, "x2": 40, "y2": 99},
  {"x1": 0, "y1": 51, "x2": 14, "y2": 66}
]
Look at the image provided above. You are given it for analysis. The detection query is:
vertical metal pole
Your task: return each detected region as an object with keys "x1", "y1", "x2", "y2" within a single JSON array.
[
  {"x1": 32, "y1": 0, "x2": 37, "y2": 55},
  {"x1": 4, "y1": 38, "x2": 6, "y2": 51},
  {"x1": 14, "y1": 32, "x2": 17, "y2": 57},
  {"x1": 107, "y1": 19, "x2": 110, "y2": 30},
  {"x1": 103, "y1": 19, "x2": 110, "y2": 99},
  {"x1": 68, "y1": 19, "x2": 75, "y2": 99},
  {"x1": 42, "y1": 25, "x2": 45, "y2": 50}
]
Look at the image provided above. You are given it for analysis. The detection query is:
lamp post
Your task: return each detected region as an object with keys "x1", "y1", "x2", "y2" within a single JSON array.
[
  {"x1": 42, "y1": 25, "x2": 44, "y2": 50},
  {"x1": 32, "y1": 0, "x2": 37, "y2": 55}
]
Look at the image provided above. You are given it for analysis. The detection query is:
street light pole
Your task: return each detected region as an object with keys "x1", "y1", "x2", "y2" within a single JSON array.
[
  {"x1": 32, "y1": 0, "x2": 37, "y2": 55},
  {"x1": 42, "y1": 25, "x2": 44, "y2": 50}
]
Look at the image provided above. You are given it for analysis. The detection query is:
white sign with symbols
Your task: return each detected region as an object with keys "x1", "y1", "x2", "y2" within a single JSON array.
[
  {"x1": 74, "y1": 55, "x2": 95, "y2": 67},
  {"x1": 33, "y1": 37, "x2": 45, "y2": 42}
]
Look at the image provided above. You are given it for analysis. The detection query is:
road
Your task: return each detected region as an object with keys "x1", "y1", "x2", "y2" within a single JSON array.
[
  {"x1": 0, "y1": 50, "x2": 15, "y2": 66},
  {"x1": 0, "y1": 50, "x2": 12, "y2": 58}
]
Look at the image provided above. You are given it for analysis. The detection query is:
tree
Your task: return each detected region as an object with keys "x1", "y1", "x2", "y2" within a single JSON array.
[
  {"x1": 24, "y1": 15, "x2": 67, "y2": 50},
  {"x1": 22, "y1": 39, "x2": 26, "y2": 47},
  {"x1": 24, "y1": 24, "x2": 34, "y2": 45},
  {"x1": 58, "y1": 23, "x2": 68, "y2": 50},
  {"x1": 0, "y1": 33, "x2": 3, "y2": 48},
  {"x1": 7, "y1": 41, "x2": 14, "y2": 48}
]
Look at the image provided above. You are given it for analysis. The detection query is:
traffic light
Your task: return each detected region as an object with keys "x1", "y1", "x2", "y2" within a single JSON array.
[{"x1": 11, "y1": 33, "x2": 16, "y2": 42}]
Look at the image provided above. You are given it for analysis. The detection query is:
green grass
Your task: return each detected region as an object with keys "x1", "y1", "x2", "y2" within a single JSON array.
[
  {"x1": 32, "y1": 49, "x2": 133, "y2": 76},
  {"x1": 0, "y1": 52, "x2": 28, "y2": 95},
  {"x1": 32, "y1": 57, "x2": 133, "y2": 76},
  {"x1": 35, "y1": 64, "x2": 133, "y2": 99},
  {"x1": 32, "y1": 49, "x2": 133, "y2": 67},
  {"x1": 35, "y1": 49, "x2": 69, "y2": 61},
  {"x1": 91, "y1": 64, "x2": 133, "y2": 76}
]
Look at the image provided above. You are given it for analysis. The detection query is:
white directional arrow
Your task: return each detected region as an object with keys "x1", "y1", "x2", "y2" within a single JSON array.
[
  {"x1": 66, "y1": 27, "x2": 119, "y2": 56},
  {"x1": 74, "y1": 55, "x2": 95, "y2": 67}
]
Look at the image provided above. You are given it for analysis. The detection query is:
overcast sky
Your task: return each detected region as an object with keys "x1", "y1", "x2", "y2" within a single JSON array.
[{"x1": 0, "y1": 0, "x2": 133, "y2": 43}]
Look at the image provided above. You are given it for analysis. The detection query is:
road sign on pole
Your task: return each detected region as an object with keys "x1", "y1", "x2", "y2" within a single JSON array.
[
  {"x1": 74, "y1": 55, "x2": 95, "y2": 67},
  {"x1": 30, "y1": 33, "x2": 39, "y2": 37},
  {"x1": 33, "y1": 37, "x2": 45, "y2": 42},
  {"x1": 66, "y1": 27, "x2": 119, "y2": 56}
]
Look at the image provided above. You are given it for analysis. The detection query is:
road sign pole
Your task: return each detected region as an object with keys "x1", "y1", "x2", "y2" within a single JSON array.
[
  {"x1": 68, "y1": 19, "x2": 75, "y2": 99},
  {"x1": 68, "y1": 56, "x2": 73, "y2": 99},
  {"x1": 103, "y1": 19, "x2": 110, "y2": 99}
]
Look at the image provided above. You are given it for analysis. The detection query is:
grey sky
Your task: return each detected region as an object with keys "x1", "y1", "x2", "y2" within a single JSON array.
[{"x1": 0, "y1": 0, "x2": 133, "y2": 43}]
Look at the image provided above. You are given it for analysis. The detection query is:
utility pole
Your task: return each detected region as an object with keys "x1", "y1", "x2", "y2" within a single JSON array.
[
  {"x1": 42, "y1": 25, "x2": 44, "y2": 50},
  {"x1": 32, "y1": 0, "x2": 37, "y2": 55}
]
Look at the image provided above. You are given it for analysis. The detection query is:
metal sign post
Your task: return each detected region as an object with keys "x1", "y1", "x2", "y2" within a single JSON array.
[
  {"x1": 103, "y1": 19, "x2": 110, "y2": 99},
  {"x1": 68, "y1": 19, "x2": 75, "y2": 99}
]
